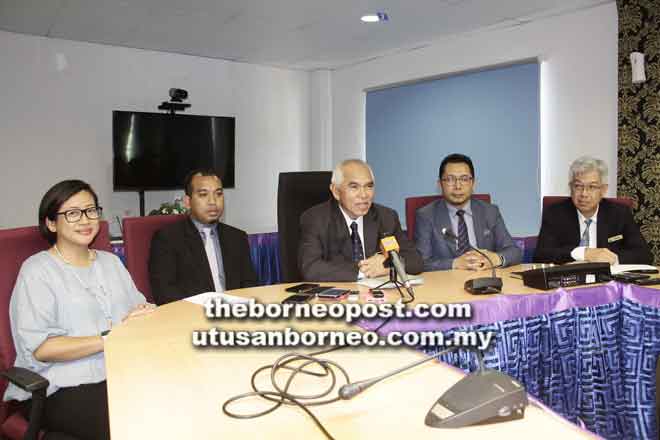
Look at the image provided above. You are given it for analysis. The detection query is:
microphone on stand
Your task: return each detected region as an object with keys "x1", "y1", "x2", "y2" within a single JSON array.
[
  {"x1": 378, "y1": 234, "x2": 416, "y2": 303},
  {"x1": 440, "y1": 227, "x2": 502, "y2": 294},
  {"x1": 379, "y1": 234, "x2": 410, "y2": 289}
]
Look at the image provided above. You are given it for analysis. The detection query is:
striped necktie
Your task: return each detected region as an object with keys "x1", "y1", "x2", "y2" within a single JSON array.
[{"x1": 456, "y1": 209, "x2": 470, "y2": 256}]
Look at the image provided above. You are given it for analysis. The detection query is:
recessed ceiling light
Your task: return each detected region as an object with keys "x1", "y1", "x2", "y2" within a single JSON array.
[{"x1": 361, "y1": 12, "x2": 389, "y2": 23}]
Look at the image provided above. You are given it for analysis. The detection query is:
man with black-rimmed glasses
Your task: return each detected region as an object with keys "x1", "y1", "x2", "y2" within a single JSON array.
[{"x1": 415, "y1": 153, "x2": 521, "y2": 271}]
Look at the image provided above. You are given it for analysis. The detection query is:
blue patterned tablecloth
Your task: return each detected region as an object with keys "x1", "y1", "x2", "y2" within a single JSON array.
[{"x1": 359, "y1": 283, "x2": 660, "y2": 439}]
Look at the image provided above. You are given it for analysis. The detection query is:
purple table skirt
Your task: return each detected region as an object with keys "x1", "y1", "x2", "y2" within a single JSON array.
[{"x1": 358, "y1": 281, "x2": 660, "y2": 334}]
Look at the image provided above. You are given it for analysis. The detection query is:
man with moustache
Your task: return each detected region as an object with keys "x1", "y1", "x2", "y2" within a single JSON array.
[
  {"x1": 415, "y1": 153, "x2": 521, "y2": 271},
  {"x1": 149, "y1": 169, "x2": 257, "y2": 305},
  {"x1": 298, "y1": 159, "x2": 423, "y2": 281},
  {"x1": 534, "y1": 156, "x2": 652, "y2": 265}
]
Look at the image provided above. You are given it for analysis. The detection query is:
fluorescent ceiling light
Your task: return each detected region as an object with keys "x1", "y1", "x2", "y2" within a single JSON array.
[{"x1": 361, "y1": 12, "x2": 389, "y2": 23}]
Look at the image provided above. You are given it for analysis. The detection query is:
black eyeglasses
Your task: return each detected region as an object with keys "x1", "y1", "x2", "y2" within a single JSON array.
[
  {"x1": 56, "y1": 207, "x2": 103, "y2": 223},
  {"x1": 441, "y1": 175, "x2": 473, "y2": 185}
]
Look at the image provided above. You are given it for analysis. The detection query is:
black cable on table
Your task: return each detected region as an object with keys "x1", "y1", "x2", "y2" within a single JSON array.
[{"x1": 222, "y1": 346, "x2": 350, "y2": 440}]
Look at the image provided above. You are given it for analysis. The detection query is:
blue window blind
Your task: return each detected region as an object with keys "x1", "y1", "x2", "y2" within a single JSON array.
[{"x1": 366, "y1": 62, "x2": 540, "y2": 236}]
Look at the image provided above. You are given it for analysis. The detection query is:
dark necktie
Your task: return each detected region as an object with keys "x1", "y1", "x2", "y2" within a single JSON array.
[
  {"x1": 350, "y1": 222, "x2": 364, "y2": 262},
  {"x1": 456, "y1": 209, "x2": 470, "y2": 256}
]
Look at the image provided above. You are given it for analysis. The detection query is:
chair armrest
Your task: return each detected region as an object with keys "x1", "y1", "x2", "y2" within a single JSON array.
[
  {"x1": 2, "y1": 368, "x2": 49, "y2": 440},
  {"x1": 2, "y1": 367, "x2": 49, "y2": 392}
]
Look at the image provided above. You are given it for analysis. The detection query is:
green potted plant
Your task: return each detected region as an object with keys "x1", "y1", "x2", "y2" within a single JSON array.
[{"x1": 149, "y1": 197, "x2": 187, "y2": 215}]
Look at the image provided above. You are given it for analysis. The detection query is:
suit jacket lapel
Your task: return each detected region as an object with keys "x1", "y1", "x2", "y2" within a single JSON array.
[
  {"x1": 363, "y1": 207, "x2": 379, "y2": 257},
  {"x1": 330, "y1": 202, "x2": 353, "y2": 261},
  {"x1": 184, "y1": 217, "x2": 214, "y2": 288},
  {"x1": 216, "y1": 222, "x2": 230, "y2": 282},
  {"x1": 435, "y1": 200, "x2": 457, "y2": 257},
  {"x1": 596, "y1": 200, "x2": 609, "y2": 248},
  {"x1": 565, "y1": 201, "x2": 581, "y2": 246},
  {"x1": 471, "y1": 200, "x2": 485, "y2": 248}
]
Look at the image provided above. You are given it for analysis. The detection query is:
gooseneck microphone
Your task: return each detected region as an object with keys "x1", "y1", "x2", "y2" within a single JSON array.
[
  {"x1": 338, "y1": 377, "x2": 382, "y2": 399},
  {"x1": 338, "y1": 347, "x2": 457, "y2": 400},
  {"x1": 440, "y1": 227, "x2": 502, "y2": 294}
]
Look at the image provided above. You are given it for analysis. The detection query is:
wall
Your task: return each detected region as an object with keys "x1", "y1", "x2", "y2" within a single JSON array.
[
  {"x1": 366, "y1": 62, "x2": 540, "y2": 235},
  {"x1": 0, "y1": 31, "x2": 311, "y2": 235},
  {"x1": 330, "y1": 3, "x2": 618, "y2": 236}
]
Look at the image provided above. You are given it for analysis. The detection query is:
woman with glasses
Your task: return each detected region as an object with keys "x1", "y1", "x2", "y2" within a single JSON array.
[{"x1": 4, "y1": 180, "x2": 154, "y2": 440}]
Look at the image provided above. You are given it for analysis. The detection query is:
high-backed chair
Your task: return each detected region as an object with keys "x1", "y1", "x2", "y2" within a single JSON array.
[
  {"x1": 542, "y1": 195, "x2": 633, "y2": 210},
  {"x1": 277, "y1": 171, "x2": 332, "y2": 283},
  {"x1": 0, "y1": 222, "x2": 111, "y2": 440},
  {"x1": 122, "y1": 215, "x2": 185, "y2": 303},
  {"x1": 405, "y1": 194, "x2": 492, "y2": 240}
]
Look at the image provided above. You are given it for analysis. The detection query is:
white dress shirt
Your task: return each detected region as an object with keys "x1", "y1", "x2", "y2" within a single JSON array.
[
  {"x1": 338, "y1": 205, "x2": 366, "y2": 279},
  {"x1": 570, "y1": 207, "x2": 598, "y2": 261}
]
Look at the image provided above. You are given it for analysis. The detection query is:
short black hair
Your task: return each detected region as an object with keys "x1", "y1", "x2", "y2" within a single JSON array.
[
  {"x1": 183, "y1": 169, "x2": 222, "y2": 196},
  {"x1": 438, "y1": 153, "x2": 475, "y2": 179},
  {"x1": 38, "y1": 180, "x2": 99, "y2": 245}
]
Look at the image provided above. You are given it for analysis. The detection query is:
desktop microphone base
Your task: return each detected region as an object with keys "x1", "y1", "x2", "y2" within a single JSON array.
[
  {"x1": 425, "y1": 369, "x2": 528, "y2": 428},
  {"x1": 464, "y1": 277, "x2": 503, "y2": 295}
]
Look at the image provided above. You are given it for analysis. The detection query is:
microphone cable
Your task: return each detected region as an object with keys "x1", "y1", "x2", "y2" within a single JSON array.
[
  {"x1": 222, "y1": 345, "x2": 351, "y2": 440},
  {"x1": 221, "y1": 342, "x2": 481, "y2": 438}
]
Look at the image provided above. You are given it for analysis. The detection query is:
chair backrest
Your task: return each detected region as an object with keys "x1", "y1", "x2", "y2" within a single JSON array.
[
  {"x1": 122, "y1": 215, "x2": 185, "y2": 303},
  {"x1": 405, "y1": 194, "x2": 492, "y2": 240},
  {"x1": 542, "y1": 195, "x2": 633, "y2": 210},
  {"x1": 0, "y1": 222, "x2": 111, "y2": 430},
  {"x1": 277, "y1": 171, "x2": 332, "y2": 283}
]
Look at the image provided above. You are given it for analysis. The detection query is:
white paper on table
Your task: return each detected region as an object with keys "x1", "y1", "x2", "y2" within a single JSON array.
[
  {"x1": 357, "y1": 275, "x2": 424, "y2": 289},
  {"x1": 610, "y1": 264, "x2": 658, "y2": 275},
  {"x1": 184, "y1": 291, "x2": 254, "y2": 306}
]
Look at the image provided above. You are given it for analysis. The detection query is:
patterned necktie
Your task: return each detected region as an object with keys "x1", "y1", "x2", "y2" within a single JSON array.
[
  {"x1": 456, "y1": 209, "x2": 470, "y2": 256},
  {"x1": 580, "y1": 219, "x2": 593, "y2": 247},
  {"x1": 202, "y1": 228, "x2": 223, "y2": 292},
  {"x1": 350, "y1": 222, "x2": 364, "y2": 262}
]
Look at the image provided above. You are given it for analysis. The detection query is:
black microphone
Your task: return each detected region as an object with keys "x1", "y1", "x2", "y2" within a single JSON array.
[
  {"x1": 440, "y1": 227, "x2": 502, "y2": 294},
  {"x1": 379, "y1": 235, "x2": 410, "y2": 289},
  {"x1": 338, "y1": 377, "x2": 382, "y2": 399}
]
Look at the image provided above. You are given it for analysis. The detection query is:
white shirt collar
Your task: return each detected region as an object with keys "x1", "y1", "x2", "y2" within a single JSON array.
[
  {"x1": 338, "y1": 205, "x2": 364, "y2": 230},
  {"x1": 577, "y1": 205, "x2": 599, "y2": 225}
]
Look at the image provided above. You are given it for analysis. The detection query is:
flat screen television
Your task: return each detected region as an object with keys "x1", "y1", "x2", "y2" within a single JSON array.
[{"x1": 113, "y1": 111, "x2": 235, "y2": 190}]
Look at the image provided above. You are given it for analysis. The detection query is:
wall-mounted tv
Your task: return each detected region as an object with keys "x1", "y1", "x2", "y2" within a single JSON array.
[{"x1": 113, "y1": 111, "x2": 235, "y2": 191}]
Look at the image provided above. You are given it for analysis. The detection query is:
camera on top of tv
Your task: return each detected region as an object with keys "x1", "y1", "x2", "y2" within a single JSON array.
[{"x1": 159, "y1": 88, "x2": 191, "y2": 113}]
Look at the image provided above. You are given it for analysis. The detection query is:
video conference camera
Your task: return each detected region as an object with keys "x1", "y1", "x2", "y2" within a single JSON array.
[{"x1": 159, "y1": 88, "x2": 190, "y2": 113}]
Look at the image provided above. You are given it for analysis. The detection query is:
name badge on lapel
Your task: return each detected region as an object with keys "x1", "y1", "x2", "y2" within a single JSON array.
[{"x1": 608, "y1": 234, "x2": 623, "y2": 243}]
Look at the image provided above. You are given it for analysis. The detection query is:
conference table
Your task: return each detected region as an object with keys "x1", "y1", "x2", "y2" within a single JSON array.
[{"x1": 104, "y1": 265, "x2": 660, "y2": 439}]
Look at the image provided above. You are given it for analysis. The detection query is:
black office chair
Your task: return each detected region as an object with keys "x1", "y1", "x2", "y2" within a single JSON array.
[{"x1": 277, "y1": 171, "x2": 332, "y2": 283}]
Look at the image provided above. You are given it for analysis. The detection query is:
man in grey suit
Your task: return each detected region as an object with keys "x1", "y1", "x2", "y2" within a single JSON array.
[{"x1": 415, "y1": 153, "x2": 521, "y2": 271}]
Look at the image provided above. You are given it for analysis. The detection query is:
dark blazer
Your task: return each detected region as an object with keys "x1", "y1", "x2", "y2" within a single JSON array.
[
  {"x1": 149, "y1": 217, "x2": 257, "y2": 305},
  {"x1": 533, "y1": 198, "x2": 652, "y2": 264},
  {"x1": 414, "y1": 198, "x2": 522, "y2": 271},
  {"x1": 298, "y1": 200, "x2": 423, "y2": 281}
]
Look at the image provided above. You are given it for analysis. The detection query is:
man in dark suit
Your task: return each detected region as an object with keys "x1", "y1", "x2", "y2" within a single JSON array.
[
  {"x1": 149, "y1": 169, "x2": 257, "y2": 305},
  {"x1": 298, "y1": 159, "x2": 423, "y2": 281},
  {"x1": 415, "y1": 153, "x2": 521, "y2": 271},
  {"x1": 534, "y1": 156, "x2": 652, "y2": 265}
]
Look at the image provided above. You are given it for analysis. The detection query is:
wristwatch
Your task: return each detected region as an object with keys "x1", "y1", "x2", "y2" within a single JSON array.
[{"x1": 101, "y1": 329, "x2": 111, "y2": 341}]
